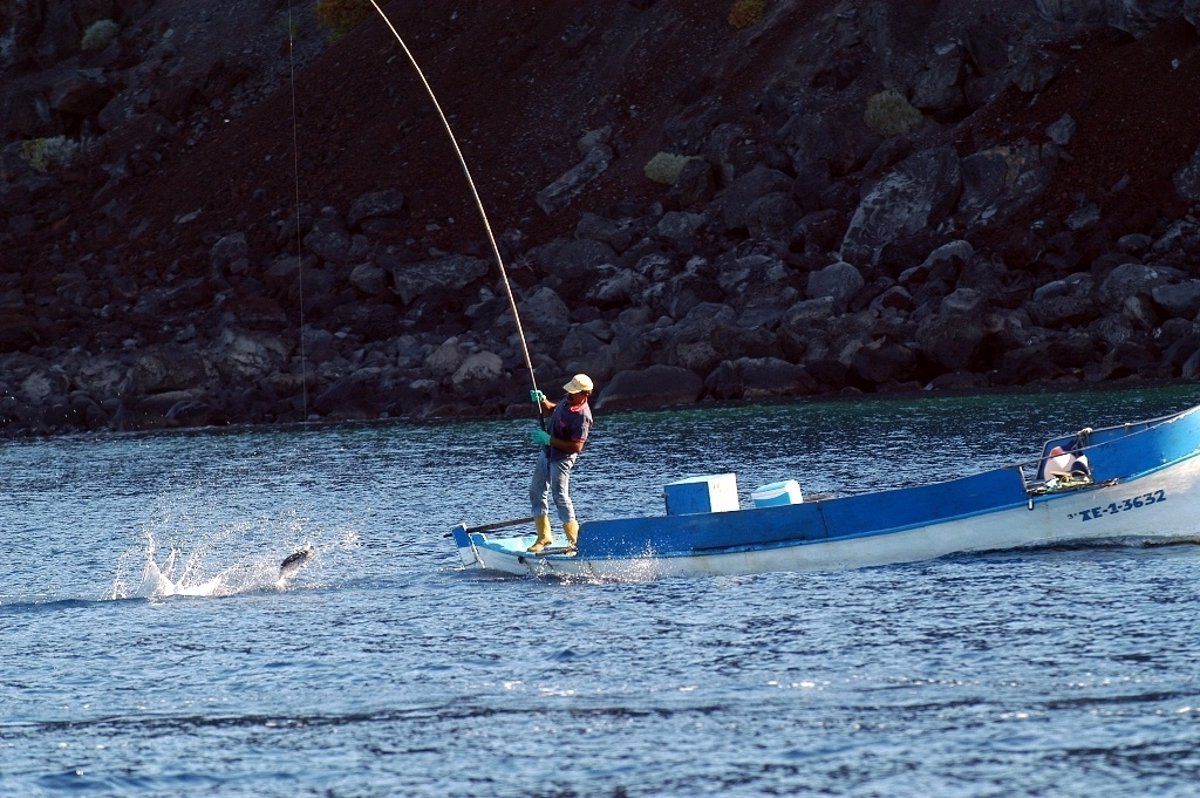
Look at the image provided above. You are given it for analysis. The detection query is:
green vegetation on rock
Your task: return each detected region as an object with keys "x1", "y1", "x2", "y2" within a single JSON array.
[
  {"x1": 644, "y1": 152, "x2": 701, "y2": 185},
  {"x1": 728, "y1": 0, "x2": 766, "y2": 29},
  {"x1": 81, "y1": 19, "x2": 119, "y2": 51},
  {"x1": 19, "y1": 136, "x2": 79, "y2": 173},
  {"x1": 314, "y1": 0, "x2": 370, "y2": 41},
  {"x1": 864, "y1": 89, "x2": 924, "y2": 136}
]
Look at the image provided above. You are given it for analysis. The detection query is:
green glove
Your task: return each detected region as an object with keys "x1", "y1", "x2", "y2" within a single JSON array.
[
  {"x1": 530, "y1": 389, "x2": 546, "y2": 405},
  {"x1": 529, "y1": 427, "x2": 551, "y2": 446}
]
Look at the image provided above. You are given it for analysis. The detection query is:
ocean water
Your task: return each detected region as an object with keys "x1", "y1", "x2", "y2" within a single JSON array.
[{"x1": 3, "y1": 387, "x2": 1200, "y2": 796}]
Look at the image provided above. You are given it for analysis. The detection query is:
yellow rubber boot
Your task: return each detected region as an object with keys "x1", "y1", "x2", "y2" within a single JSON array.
[
  {"x1": 564, "y1": 519, "x2": 579, "y2": 549},
  {"x1": 528, "y1": 515, "x2": 553, "y2": 553}
]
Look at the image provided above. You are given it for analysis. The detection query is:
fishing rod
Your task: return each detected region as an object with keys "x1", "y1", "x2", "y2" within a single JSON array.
[{"x1": 363, "y1": 1, "x2": 545, "y2": 426}]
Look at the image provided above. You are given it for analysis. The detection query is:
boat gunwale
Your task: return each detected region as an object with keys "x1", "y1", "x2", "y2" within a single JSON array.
[{"x1": 460, "y1": 403, "x2": 1200, "y2": 566}]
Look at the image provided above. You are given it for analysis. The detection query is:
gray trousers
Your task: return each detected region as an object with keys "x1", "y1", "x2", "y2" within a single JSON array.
[{"x1": 529, "y1": 450, "x2": 577, "y2": 524}]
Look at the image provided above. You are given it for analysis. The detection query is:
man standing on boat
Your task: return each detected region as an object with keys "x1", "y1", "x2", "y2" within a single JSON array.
[{"x1": 527, "y1": 374, "x2": 594, "y2": 553}]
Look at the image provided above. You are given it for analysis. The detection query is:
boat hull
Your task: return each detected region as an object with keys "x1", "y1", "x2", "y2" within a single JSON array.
[
  {"x1": 453, "y1": 406, "x2": 1200, "y2": 578},
  {"x1": 454, "y1": 457, "x2": 1200, "y2": 579}
]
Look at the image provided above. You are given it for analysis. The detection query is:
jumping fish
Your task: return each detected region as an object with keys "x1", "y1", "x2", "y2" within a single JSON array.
[{"x1": 278, "y1": 545, "x2": 314, "y2": 580}]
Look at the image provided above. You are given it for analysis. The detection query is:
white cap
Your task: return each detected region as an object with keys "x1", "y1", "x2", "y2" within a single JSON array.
[{"x1": 563, "y1": 374, "x2": 594, "y2": 394}]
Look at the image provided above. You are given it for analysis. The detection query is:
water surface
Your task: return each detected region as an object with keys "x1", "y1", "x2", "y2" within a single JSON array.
[{"x1": 3, "y1": 388, "x2": 1200, "y2": 795}]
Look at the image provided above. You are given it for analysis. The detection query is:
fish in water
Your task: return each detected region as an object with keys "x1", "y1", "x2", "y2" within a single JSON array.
[{"x1": 279, "y1": 545, "x2": 314, "y2": 580}]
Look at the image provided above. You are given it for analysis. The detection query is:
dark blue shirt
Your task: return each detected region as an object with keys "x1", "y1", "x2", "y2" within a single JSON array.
[{"x1": 547, "y1": 399, "x2": 592, "y2": 462}]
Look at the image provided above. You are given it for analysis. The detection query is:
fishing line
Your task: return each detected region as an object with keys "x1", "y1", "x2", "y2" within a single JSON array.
[
  {"x1": 286, "y1": 0, "x2": 309, "y2": 423},
  {"x1": 362, "y1": 1, "x2": 544, "y2": 422}
]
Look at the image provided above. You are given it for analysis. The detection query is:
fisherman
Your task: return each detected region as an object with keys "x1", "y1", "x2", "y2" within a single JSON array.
[{"x1": 527, "y1": 374, "x2": 594, "y2": 553}]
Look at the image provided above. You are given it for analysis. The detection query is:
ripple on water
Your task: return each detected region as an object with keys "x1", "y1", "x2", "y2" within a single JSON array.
[{"x1": 3, "y1": 389, "x2": 1200, "y2": 794}]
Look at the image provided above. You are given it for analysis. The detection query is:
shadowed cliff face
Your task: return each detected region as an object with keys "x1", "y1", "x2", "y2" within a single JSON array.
[{"x1": 0, "y1": 1, "x2": 1199, "y2": 435}]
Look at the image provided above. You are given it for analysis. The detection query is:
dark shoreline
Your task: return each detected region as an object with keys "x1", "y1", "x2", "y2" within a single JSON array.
[{"x1": 10, "y1": 377, "x2": 1195, "y2": 442}]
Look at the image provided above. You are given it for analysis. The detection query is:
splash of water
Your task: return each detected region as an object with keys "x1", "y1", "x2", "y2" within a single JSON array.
[{"x1": 109, "y1": 511, "x2": 360, "y2": 600}]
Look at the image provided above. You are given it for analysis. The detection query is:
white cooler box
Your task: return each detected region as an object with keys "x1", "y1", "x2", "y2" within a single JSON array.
[{"x1": 751, "y1": 479, "x2": 803, "y2": 508}]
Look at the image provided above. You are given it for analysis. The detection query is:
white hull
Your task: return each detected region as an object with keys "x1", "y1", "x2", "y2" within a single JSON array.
[{"x1": 457, "y1": 456, "x2": 1200, "y2": 579}]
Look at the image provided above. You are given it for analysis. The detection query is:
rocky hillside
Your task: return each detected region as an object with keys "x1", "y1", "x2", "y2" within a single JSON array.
[{"x1": 1, "y1": 0, "x2": 1200, "y2": 434}]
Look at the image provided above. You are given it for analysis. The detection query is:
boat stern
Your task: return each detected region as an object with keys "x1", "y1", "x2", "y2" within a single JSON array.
[{"x1": 451, "y1": 524, "x2": 479, "y2": 567}]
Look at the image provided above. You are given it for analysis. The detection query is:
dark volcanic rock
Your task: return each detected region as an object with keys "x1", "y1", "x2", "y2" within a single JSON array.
[
  {"x1": 840, "y1": 146, "x2": 961, "y2": 266},
  {"x1": 1029, "y1": 273, "x2": 1098, "y2": 328},
  {"x1": 807, "y1": 261, "x2": 864, "y2": 310},
  {"x1": 450, "y1": 350, "x2": 508, "y2": 400},
  {"x1": 1174, "y1": 145, "x2": 1200, "y2": 202},
  {"x1": 347, "y1": 189, "x2": 406, "y2": 229},
  {"x1": 956, "y1": 141, "x2": 1056, "y2": 230},
  {"x1": 50, "y1": 69, "x2": 112, "y2": 116},
  {"x1": 720, "y1": 166, "x2": 793, "y2": 231},
  {"x1": 387, "y1": 255, "x2": 490, "y2": 305},
  {"x1": 1152, "y1": 280, "x2": 1200, "y2": 317},
  {"x1": 910, "y1": 45, "x2": 967, "y2": 118},
  {"x1": 915, "y1": 288, "x2": 989, "y2": 371},
  {"x1": 705, "y1": 357, "x2": 816, "y2": 400},
  {"x1": 529, "y1": 238, "x2": 616, "y2": 297},
  {"x1": 1098, "y1": 262, "x2": 1183, "y2": 305},
  {"x1": 210, "y1": 232, "x2": 248, "y2": 275},
  {"x1": 313, "y1": 368, "x2": 393, "y2": 419},
  {"x1": 669, "y1": 157, "x2": 717, "y2": 208},
  {"x1": 851, "y1": 338, "x2": 919, "y2": 386},
  {"x1": 536, "y1": 141, "x2": 614, "y2": 215},
  {"x1": 304, "y1": 216, "x2": 363, "y2": 264},
  {"x1": 595, "y1": 364, "x2": 703, "y2": 412}
]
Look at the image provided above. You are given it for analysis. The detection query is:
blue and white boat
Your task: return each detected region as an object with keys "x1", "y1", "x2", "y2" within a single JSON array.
[{"x1": 451, "y1": 404, "x2": 1200, "y2": 578}]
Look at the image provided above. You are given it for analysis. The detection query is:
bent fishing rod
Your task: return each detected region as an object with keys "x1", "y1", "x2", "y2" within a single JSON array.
[{"x1": 363, "y1": 1, "x2": 545, "y2": 426}]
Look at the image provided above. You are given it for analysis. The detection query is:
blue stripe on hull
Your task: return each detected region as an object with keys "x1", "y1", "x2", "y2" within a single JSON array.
[
  {"x1": 457, "y1": 404, "x2": 1200, "y2": 569},
  {"x1": 576, "y1": 406, "x2": 1200, "y2": 561}
]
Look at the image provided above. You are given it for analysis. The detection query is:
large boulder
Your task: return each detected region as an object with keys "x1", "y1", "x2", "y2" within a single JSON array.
[
  {"x1": 745, "y1": 192, "x2": 801, "y2": 241},
  {"x1": 576, "y1": 213, "x2": 641, "y2": 253},
  {"x1": 1036, "y1": 0, "x2": 1199, "y2": 36},
  {"x1": 956, "y1": 141, "x2": 1056, "y2": 229},
  {"x1": 807, "y1": 261, "x2": 864, "y2": 309},
  {"x1": 915, "y1": 288, "x2": 989, "y2": 370},
  {"x1": 205, "y1": 329, "x2": 291, "y2": 381},
  {"x1": 653, "y1": 211, "x2": 706, "y2": 246},
  {"x1": 909, "y1": 45, "x2": 967, "y2": 117},
  {"x1": 425, "y1": 337, "x2": 465, "y2": 377},
  {"x1": 777, "y1": 108, "x2": 877, "y2": 176},
  {"x1": 528, "y1": 238, "x2": 616, "y2": 298},
  {"x1": 1029, "y1": 273, "x2": 1098, "y2": 327},
  {"x1": 558, "y1": 322, "x2": 614, "y2": 377},
  {"x1": 584, "y1": 268, "x2": 645, "y2": 309},
  {"x1": 50, "y1": 69, "x2": 112, "y2": 116},
  {"x1": 536, "y1": 142, "x2": 613, "y2": 215},
  {"x1": 1152, "y1": 280, "x2": 1200, "y2": 318},
  {"x1": 669, "y1": 157, "x2": 717, "y2": 207},
  {"x1": 778, "y1": 296, "x2": 837, "y2": 357},
  {"x1": 715, "y1": 253, "x2": 787, "y2": 297},
  {"x1": 303, "y1": 216, "x2": 363, "y2": 264},
  {"x1": 705, "y1": 357, "x2": 816, "y2": 400},
  {"x1": 1174, "y1": 145, "x2": 1200, "y2": 203},
  {"x1": 840, "y1": 145, "x2": 962, "y2": 266},
  {"x1": 515, "y1": 286, "x2": 571, "y2": 336},
  {"x1": 387, "y1": 254, "x2": 490, "y2": 305},
  {"x1": 313, "y1": 368, "x2": 393, "y2": 419},
  {"x1": 1098, "y1": 262, "x2": 1184, "y2": 306},
  {"x1": 348, "y1": 262, "x2": 388, "y2": 296},
  {"x1": 210, "y1": 232, "x2": 248, "y2": 275},
  {"x1": 451, "y1": 350, "x2": 507, "y2": 397},
  {"x1": 719, "y1": 166, "x2": 793, "y2": 231},
  {"x1": 595, "y1": 364, "x2": 703, "y2": 412},
  {"x1": 851, "y1": 338, "x2": 919, "y2": 385},
  {"x1": 347, "y1": 189, "x2": 405, "y2": 229}
]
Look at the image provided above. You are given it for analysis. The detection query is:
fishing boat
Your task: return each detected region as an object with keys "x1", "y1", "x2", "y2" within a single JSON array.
[{"x1": 451, "y1": 404, "x2": 1200, "y2": 577}]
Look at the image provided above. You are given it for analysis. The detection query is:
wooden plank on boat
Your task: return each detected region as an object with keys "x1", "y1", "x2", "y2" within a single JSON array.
[
  {"x1": 464, "y1": 517, "x2": 534, "y2": 534},
  {"x1": 525, "y1": 546, "x2": 575, "y2": 557}
]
